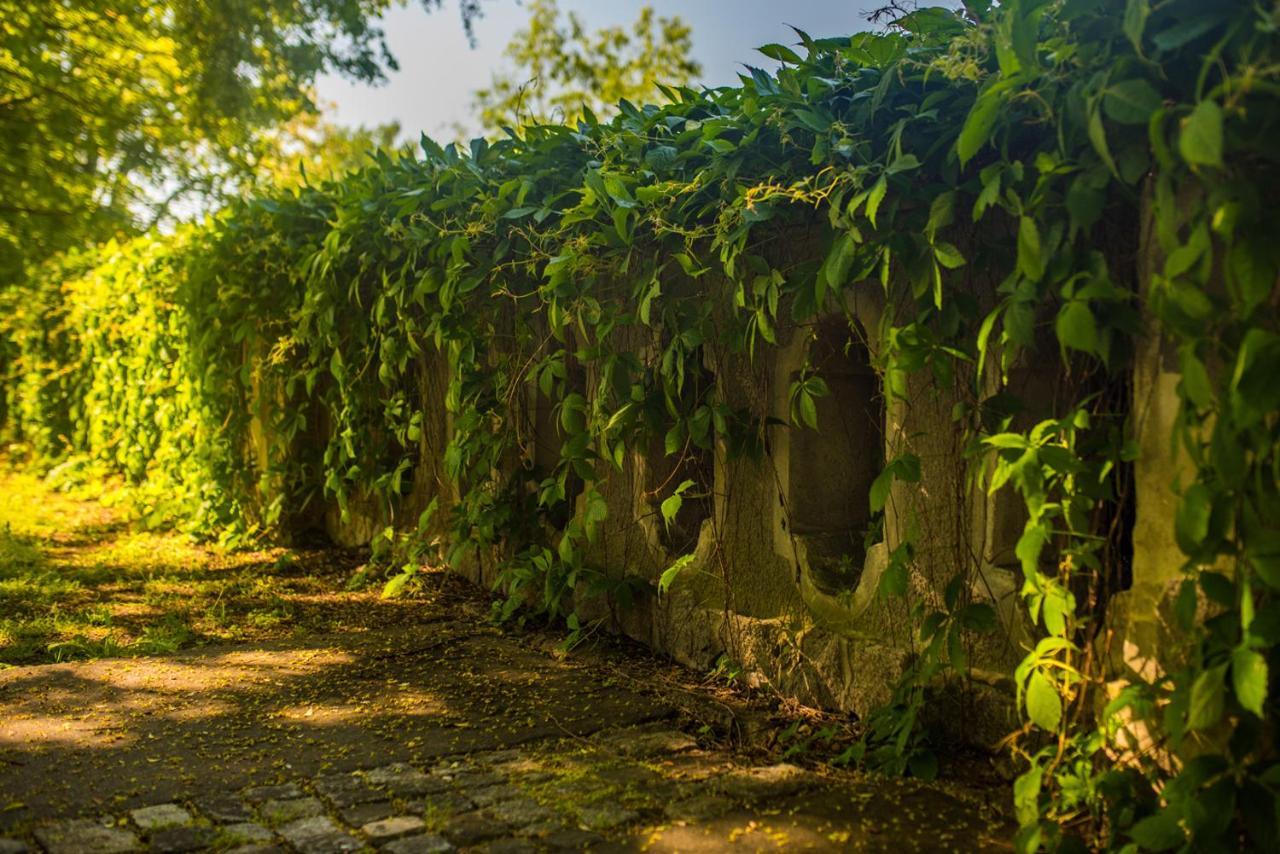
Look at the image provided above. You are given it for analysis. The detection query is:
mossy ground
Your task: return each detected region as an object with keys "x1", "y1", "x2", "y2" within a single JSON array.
[{"x1": 0, "y1": 465, "x2": 378, "y2": 665}]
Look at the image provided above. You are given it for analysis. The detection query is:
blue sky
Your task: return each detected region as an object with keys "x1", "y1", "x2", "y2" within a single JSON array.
[{"x1": 316, "y1": 1, "x2": 897, "y2": 140}]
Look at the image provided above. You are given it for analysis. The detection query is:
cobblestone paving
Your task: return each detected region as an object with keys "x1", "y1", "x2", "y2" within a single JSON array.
[{"x1": 2, "y1": 716, "x2": 1008, "y2": 852}]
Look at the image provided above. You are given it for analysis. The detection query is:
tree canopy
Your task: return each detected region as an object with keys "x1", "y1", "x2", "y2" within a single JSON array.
[
  {"x1": 0, "y1": 0, "x2": 479, "y2": 286},
  {"x1": 470, "y1": 0, "x2": 701, "y2": 130}
]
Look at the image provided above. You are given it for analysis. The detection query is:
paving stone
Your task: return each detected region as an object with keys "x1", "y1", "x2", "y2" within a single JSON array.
[
  {"x1": 225, "y1": 846, "x2": 286, "y2": 854},
  {"x1": 573, "y1": 803, "x2": 638, "y2": 832},
  {"x1": 485, "y1": 797, "x2": 556, "y2": 827},
  {"x1": 278, "y1": 816, "x2": 361, "y2": 854},
  {"x1": 598, "y1": 728, "x2": 698, "y2": 758},
  {"x1": 512, "y1": 820, "x2": 565, "y2": 839},
  {"x1": 217, "y1": 822, "x2": 274, "y2": 845},
  {"x1": 243, "y1": 783, "x2": 304, "y2": 804},
  {"x1": 260, "y1": 796, "x2": 324, "y2": 825},
  {"x1": 542, "y1": 828, "x2": 606, "y2": 850},
  {"x1": 716, "y1": 763, "x2": 811, "y2": 800},
  {"x1": 0, "y1": 839, "x2": 28, "y2": 854},
  {"x1": 467, "y1": 783, "x2": 521, "y2": 807},
  {"x1": 441, "y1": 811, "x2": 512, "y2": 847},
  {"x1": 382, "y1": 834, "x2": 455, "y2": 854},
  {"x1": 337, "y1": 800, "x2": 396, "y2": 826},
  {"x1": 468, "y1": 749, "x2": 522, "y2": 765},
  {"x1": 312, "y1": 772, "x2": 385, "y2": 808},
  {"x1": 147, "y1": 824, "x2": 215, "y2": 853},
  {"x1": 595, "y1": 764, "x2": 663, "y2": 790},
  {"x1": 34, "y1": 819, "x2": 141, "y2": 854},
  {"x1": 410, "y1": 791, "x2": 475, "y2": 818},
  {"x1": 130, "y1": 803, "x2": 193, "y2": 831},
  {"x1": 365, "y1": 764, "x2": 448, "y2": 797},
  {"x1": 192, "y1": 793, "x2": 254, "y2": 823},
  {"x1": 437, "y1": 768, "x2": 504, "y2": 789},
  {"x1": 471, "y1": 839, "x2": 540, "y2": 854},
  {"x1": 361, "y1": 815, "x2": 425, "y2": 842},
  {"x1": 664, "y1": 793, "x2": 734, "y2": 822}
]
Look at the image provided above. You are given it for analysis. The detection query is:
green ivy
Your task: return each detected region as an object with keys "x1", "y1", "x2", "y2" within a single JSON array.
[{"x1": 3, "y1": 2, "x2": 1278, "y2": 849}]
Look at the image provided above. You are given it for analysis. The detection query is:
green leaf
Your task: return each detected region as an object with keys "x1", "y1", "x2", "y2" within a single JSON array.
[
  {"x1": 1104, "y1": 79, "x2": 1162, "y2": 125},
  {"x1": 933, "y1": 242, "x2": 966, "y2": 269},
  {"x1": 1123, "y1": 0, "x2": 1150, "y2": 54},
  {"x1": 1180, "y1": 100, "x2": 1224, "y2": 168},
  {"x1": 797, "y1": 390, "x2": 819, "y2": 430},
  {"x1": 1026, "y1": 671, "x2": 1062, "y2": 731},
  {"x1": 381, "y1": 569, "x2": 414, "y2": 599},
  {"x1": 865, "y1": 175, "x2": 888, "y2": 228},
  {"x1": 869, "y1": 467, "x2": 894, "y2": 514},
  {"x1": 1233, "y1": 648, "x2": 1268, "y2": 717},
  {"x1": 660, "y1": 494, "x2": 683, "y2": 529},
  {"x1": 658, "y1": 553, "x2": 696, "y2": 595},
  {"x1": 957, "y1": 89, "x2": 1003, "y2": 167},
  {"x1": 877, "y1": 560, "x2": 908, "y2": 599},
  {"x1": 1175, "y1": 482, "x2": 1212, "y2": 554},
  {"x1": 1188, "y1": 664, "x2": 1227, "y2": 730},
  {"x1": 1179, "y1": 348, "x2": 1214, "y2": 408},
  {"x1": 825, "y1": 232, "x2": 857, "y2": 290},
  {"x1": 1017, "y1": 216, "x2": 1045, "y2": 281},
  {"x1": 1129, "y1": 812, "x2": 1185, "y2": 852},
  {"x1": 1055, "y1": 301, "x2": 1099, "y2": 355},
  {"x1": 961, "y1": 603, "x2": 997, "y2": 632},
  {"x1": 757, "y1": 42, "x2": 803, "y2": 64}
]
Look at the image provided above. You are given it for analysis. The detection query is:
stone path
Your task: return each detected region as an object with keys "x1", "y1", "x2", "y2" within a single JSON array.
[
  {"x1": 0, "y1": 475, "x2": 1011, "y2": 852},
  {"x1": 0, "y1": 619, "x2": 1011, "y2": 852}
]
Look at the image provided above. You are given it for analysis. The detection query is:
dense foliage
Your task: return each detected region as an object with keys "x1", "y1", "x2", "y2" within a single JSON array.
[
  {"x1": 4, "y1": 1, "x2": 1279, "y2": 850},
  {"x1": 0, "y1": 0, "x2": 473, "y2": 285},
  {"x1": 470, "y1": 0, "x2": 701, "y2": 129}
]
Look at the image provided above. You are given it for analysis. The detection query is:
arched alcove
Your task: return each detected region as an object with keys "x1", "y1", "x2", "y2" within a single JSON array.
[{"x1": 788, "y1": 317, "x2": 884, "y2": 596}]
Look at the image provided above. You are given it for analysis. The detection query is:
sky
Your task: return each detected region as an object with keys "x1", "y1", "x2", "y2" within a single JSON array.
[{"x1": 316, "y1": 0, "x2": 898, "y2": 141}]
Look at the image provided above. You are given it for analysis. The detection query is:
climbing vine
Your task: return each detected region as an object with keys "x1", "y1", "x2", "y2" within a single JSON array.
[{"x1": 3, "y1": 1, "x2": 1278, "y2": 849}]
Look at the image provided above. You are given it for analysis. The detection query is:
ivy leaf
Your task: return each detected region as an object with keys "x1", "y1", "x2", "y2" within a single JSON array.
[
  {"x1": 1180, "y1": 100, "x2": 1224, "y2": 168},
  {"x1": 1129, "y1": 812, "x2": 1185, "y2": 852},
  {"x1": 957, "y1": 88, "x2": 1003, "y2": 167},
  {"x1": 1017, "y1": 216, "x2": 1045, "y2": 281},
  {"x1": 1123, "y1": 0, "x2": 1150, "y2": 54},
  {"x1": 961, "y1": 602, "x2": 997, "y2": 632},
  {"x1": 797, "y1": 390, "x2": 819, "y2": 430},
  {"x1": 1104, "y1": 78, "x2": 1162, "y2": 125},
  {"x1": 660, "y1": 493, "x2": 683, "y2": 530},
  {"x1": 1055, "y1": 301, "x2": 1099, "y2": 355},
  {"x1": 864, "y1": 175, "x2": 888, "y2": 228},
  {"x1": 1175, "y1": 482, "x2": 1212, "y2": 554},
  {"x1": 658, "y1": 553, "x2": 696, "y2": 595},
  {"x1": 1026, "y1": 670, "x2": 1062, "y2": 731},
  {"x1": 1188, "y1": 664, "x2": 1227, "y2": 730},
  {"x1": 1232, "y1": 648, "x2": 1268, "y2": 717},
  {"x1": 933, "y1": 242, "x2": 966, "y2": 269},
  {"x1": 1179, "y1": 348, "x2": 1214, "y2": 408}
]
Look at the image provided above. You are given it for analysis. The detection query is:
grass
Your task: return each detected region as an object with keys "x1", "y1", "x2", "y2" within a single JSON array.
[{"x1": 0, "y1": 465, "x2": 374, "y2": 666}]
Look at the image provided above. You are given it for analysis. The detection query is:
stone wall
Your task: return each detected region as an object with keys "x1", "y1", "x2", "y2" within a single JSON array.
[{"x1": 293, "y1": 227, "x2": 1175, "y2": 749}]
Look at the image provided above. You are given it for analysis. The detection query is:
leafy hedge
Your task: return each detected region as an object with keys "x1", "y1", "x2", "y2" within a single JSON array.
[{"x1": 4, "y1": 1, "x2": 1279, "y2": 849}]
